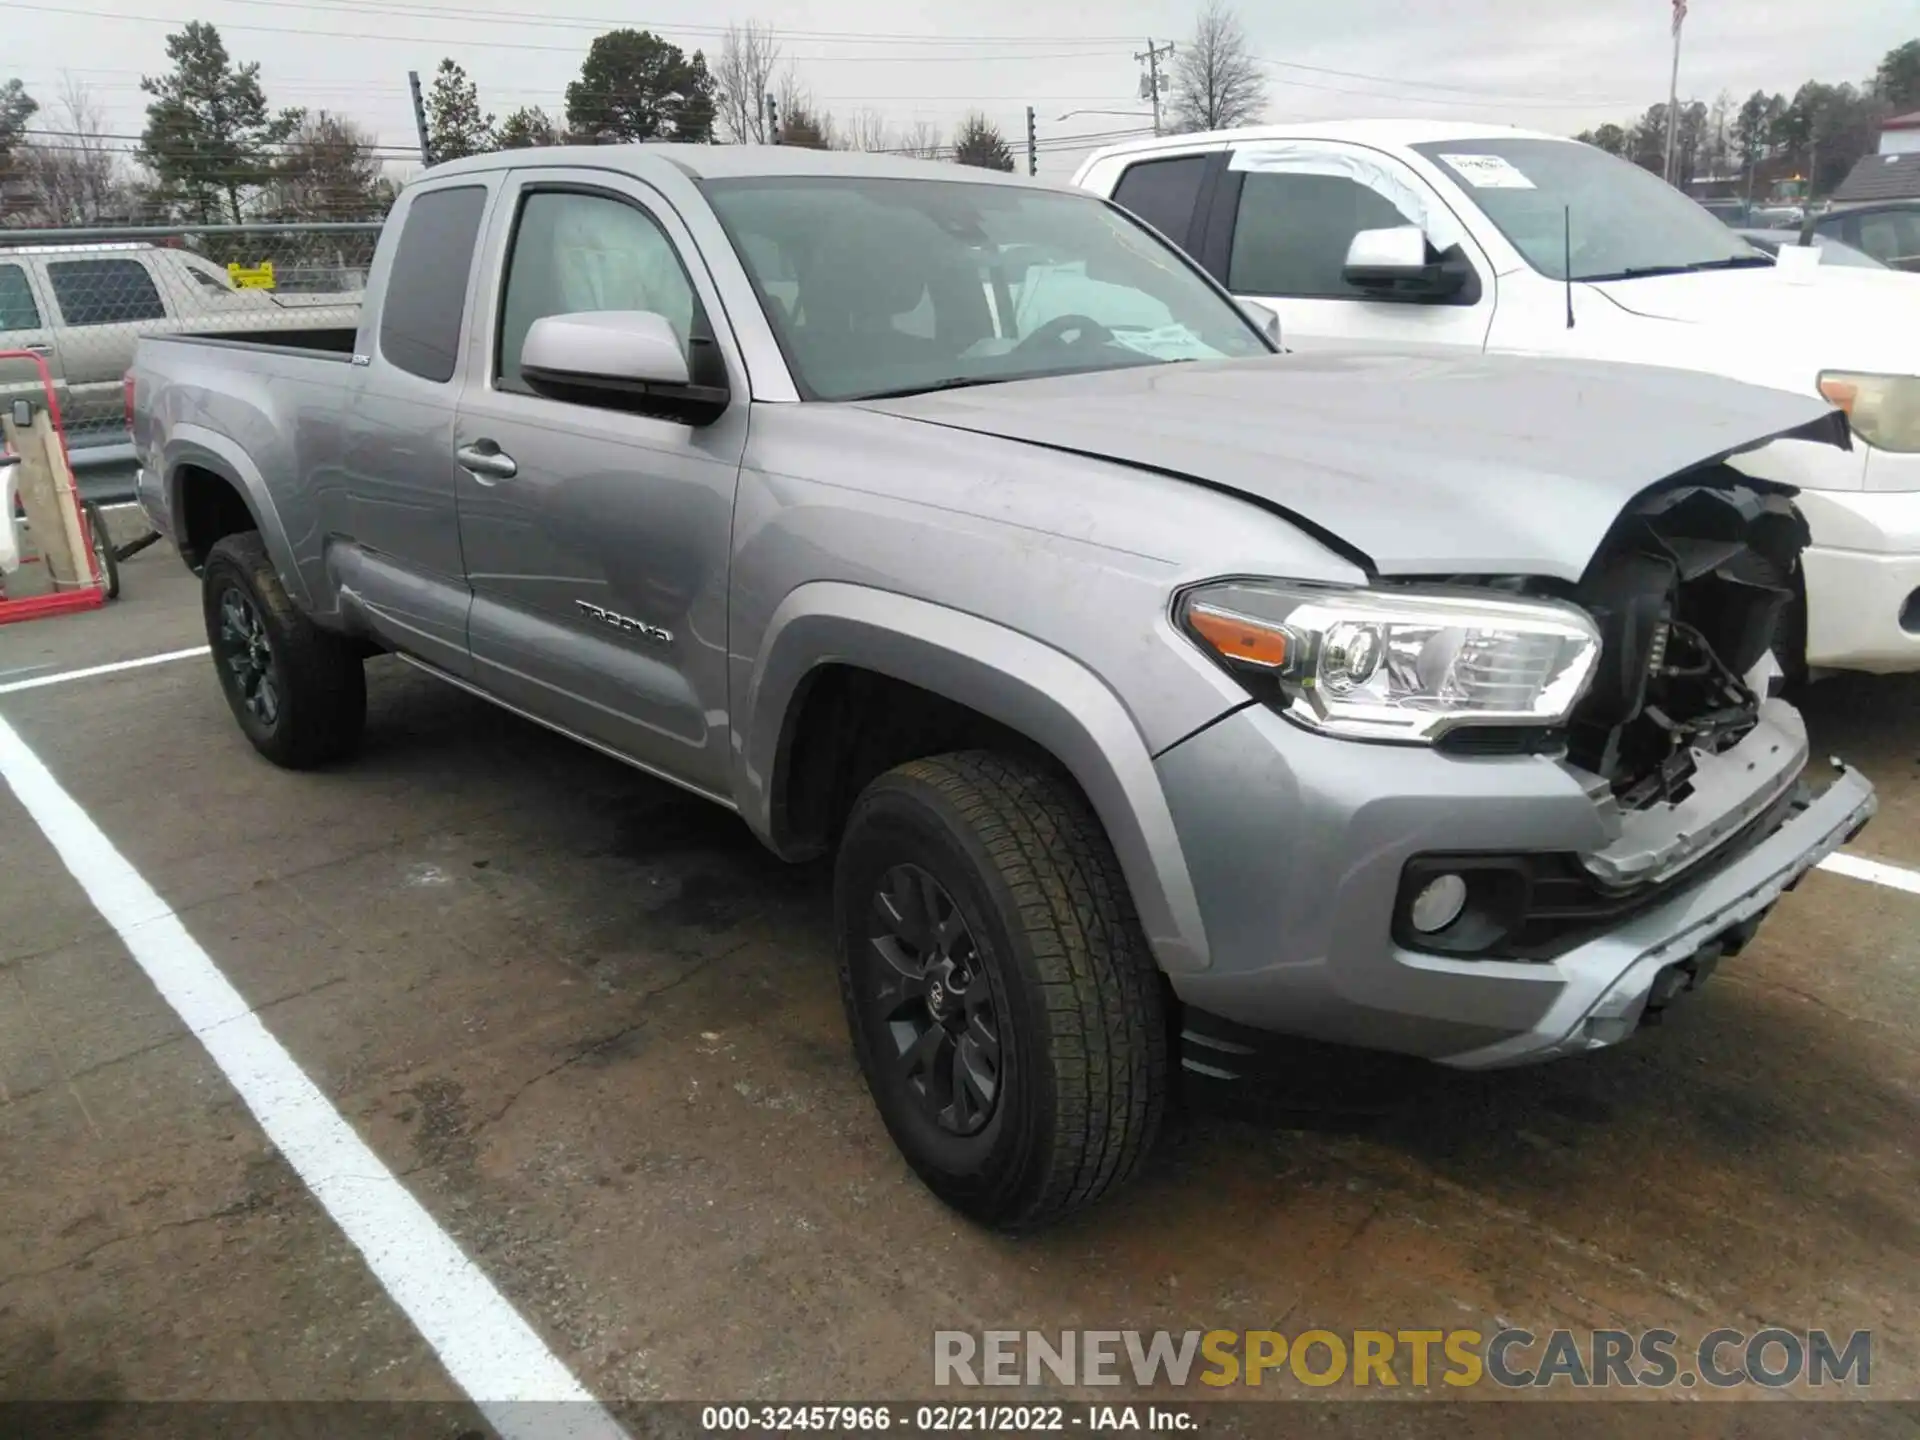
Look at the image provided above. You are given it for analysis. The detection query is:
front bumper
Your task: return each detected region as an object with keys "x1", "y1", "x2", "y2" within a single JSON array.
[
  {"x1": 1152, "y1": 703, "x2": 1876, "y2": 1071},
  {"x1": 1793, "y1": 485, "x2": 1920, "y2": 673}
]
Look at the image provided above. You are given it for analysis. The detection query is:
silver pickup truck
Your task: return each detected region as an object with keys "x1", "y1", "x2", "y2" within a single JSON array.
[{"x1": 132, "y1": 145, "x2": 1876, "y2": 1230}]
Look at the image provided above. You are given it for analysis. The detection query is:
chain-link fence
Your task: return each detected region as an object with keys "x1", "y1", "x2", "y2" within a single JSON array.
[{"x1": 1, "y1": 222, "x2": 374, "y2": 452}]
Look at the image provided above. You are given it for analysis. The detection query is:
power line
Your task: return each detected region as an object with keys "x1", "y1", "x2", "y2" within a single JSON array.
[
  {"x1": 18, "y1": 0, "x2": 1150, "y2": 48},
  {"x1": 10, "y1": 3, "x2": 1130, "y2": 63},
  {"x1": 1255, "y1": 56, "x2": 1632, "y2": 106}
]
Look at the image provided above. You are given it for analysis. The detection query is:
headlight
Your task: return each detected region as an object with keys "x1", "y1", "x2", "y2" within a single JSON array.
[
  {"x1": 1180, "y1": 582, "x2": 1601, "y2": 743},
  {"x1": 1818, "y1": 371, "x2": 1920, "y2": 452}
]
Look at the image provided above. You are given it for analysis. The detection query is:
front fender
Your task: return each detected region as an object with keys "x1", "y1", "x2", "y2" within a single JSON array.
[
  {"x1": 738, "y1": 581, "x2": 1211, "y2": 975},
  {"x1": 163, "y1": 424, "x2": 313, "y2": 608}
]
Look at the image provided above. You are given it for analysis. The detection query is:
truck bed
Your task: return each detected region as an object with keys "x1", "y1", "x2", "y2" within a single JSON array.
[{"x1": 150, "y1": 326, "x2": 361, "y2": 362}]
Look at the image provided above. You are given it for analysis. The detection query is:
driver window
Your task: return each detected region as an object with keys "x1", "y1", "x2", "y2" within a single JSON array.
[
  {"x1": 1228, "y1": 171, "x2": 1416, "y2": 298},
  {"x1": 497, "y1": 189, "x2": 699, "y2": 390}
]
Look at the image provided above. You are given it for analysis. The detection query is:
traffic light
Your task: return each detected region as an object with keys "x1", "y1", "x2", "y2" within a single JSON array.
[
  {"x1": 766, "y1": 92, "x2": 780, "y2": 145},
  {"x1": 1026, "y1": 106, "x2": 1037, "y2": 176}
]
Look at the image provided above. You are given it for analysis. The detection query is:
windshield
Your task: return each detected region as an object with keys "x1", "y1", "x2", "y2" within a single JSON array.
[
  {"x1": 702, "y1": 176, "x2": 1271, "y2": 401},
  {"x1": 1412, "y1": 138, "x2": 1766, "y2": 282}
]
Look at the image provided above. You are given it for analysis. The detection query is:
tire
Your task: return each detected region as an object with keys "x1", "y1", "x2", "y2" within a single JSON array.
[
  {"x1": 201, "y1": 531, "x2": 366, "y2": 769},
  {"x1": 834, "y1": 751, "x2": 1168, "y2": 1232},
  {"x1": 82, "y1": 501, "x2": 119, "y2": 600}
]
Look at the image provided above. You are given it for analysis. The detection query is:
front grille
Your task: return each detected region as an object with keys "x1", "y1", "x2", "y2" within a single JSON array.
[{"x1": 1435, "y1": 725, "x2": 1564, "y2": 757}]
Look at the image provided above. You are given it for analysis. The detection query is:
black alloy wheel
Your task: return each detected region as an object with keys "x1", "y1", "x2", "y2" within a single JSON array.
[
  {"x1": 865, "y1": 862, "x2": 1002, "y2": 1137},
  {"x1": 215, "y1": 583, "x2": 282, "y2": 732}
]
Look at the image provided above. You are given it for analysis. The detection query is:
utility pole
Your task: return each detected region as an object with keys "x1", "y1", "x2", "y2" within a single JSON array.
[
  {"x1": 766, "y1": 92, "x2": 780, "y2": 145},
  {"x1": 1136, "y1": 39, "x2": 1175, "y2": 136},
  {"x1": 407, "y1": 69, "x2": 434, "y2": 166},
  {"x1": 1025, "y1": 106, "x2": 1037, "y2": 176},
  {"x1": 1662, "y1": 0, "x2": 1686, "y2": 184}
]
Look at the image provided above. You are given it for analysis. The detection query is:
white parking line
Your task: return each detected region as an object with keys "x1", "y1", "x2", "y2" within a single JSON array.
[
  {"x1": 0, "y1": 715, "x2": 628, "y2": 1440},
  {"x1": 0, "y1": 646, "x2": 209, "y2": 696},
  {"x1": 1818, "y1": 850, "x2": 1920, "y2": 897}
]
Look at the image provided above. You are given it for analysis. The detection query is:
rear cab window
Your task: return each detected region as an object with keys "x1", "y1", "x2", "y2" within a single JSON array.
[
  {"x1": 45, "y1": 257, "x2": 167, "y2": 326},
  {"x1": 1109, "y1": 155, "x2": 1210, "y2": 248},
  {"x1": 379, "y1": 185, "x2": 489, "y2": 382}
]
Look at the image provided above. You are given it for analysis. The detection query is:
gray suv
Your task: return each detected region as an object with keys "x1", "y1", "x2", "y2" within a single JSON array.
[{"x1": 130, "y1": 146, "x2": 1875, "y2": 1229}]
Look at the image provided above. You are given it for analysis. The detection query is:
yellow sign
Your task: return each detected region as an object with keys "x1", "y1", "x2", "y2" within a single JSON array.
[{"x1": 227, "y1": 261, "x2": 276, "y2": 290}]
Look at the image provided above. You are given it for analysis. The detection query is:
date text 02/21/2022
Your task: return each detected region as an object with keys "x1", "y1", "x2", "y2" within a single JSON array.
[{"x1": 698, "y1": 1404, "x2": 1196, "y2": 1431}]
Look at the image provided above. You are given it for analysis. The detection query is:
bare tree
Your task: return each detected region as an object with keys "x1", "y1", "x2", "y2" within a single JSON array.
[
  {"x1": 838, "y1": 109, "x2": 893, "y2": 153},
  {"x1": 1170, "y1": 1, "x2": 1266, "y2": 133},
  {"x1": 715, "y1": 20, "x2": 781, "y2": 144},
  {"x1": 18, "y1": 77, "x2": 133, "y2": 224},
  {"x1": 897, "y1": 121, "x2": 946, "y2": 161}
]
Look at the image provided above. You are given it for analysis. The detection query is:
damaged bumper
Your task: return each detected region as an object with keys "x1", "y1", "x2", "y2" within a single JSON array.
[
  {"x1": 1438, "y1": 757, "x2": 1876, "y2": 1068},
  {"x1": 1152, "y1": 702, "x2": 1876, "y2": 1077}
]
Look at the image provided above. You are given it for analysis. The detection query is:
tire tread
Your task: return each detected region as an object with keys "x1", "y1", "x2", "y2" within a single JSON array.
[{"x1": 884, "y1": 751, "x2": 1168, "y2": 1229}]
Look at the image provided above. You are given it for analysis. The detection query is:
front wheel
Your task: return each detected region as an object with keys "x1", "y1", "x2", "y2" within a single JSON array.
[
  {"x1": 834, "y1": 751, "x2": 1168, "y2": 1232},
  {"x1": 202, "y1": 531, "x2": 366, "y2": 769}
]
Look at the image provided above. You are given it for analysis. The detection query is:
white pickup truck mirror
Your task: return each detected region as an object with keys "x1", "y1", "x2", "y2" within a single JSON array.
[
  {"x1": 1342, "y1": 225, "x2": 1473, "y2": 303},
  {"x1": 519, "y1": 310, "x2": 729, "y2": 424}
]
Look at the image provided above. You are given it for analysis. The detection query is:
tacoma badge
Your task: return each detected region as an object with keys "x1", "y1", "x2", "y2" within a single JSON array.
[{"x1": 575, "y1": 600, "x2": 672, "y2": 645}]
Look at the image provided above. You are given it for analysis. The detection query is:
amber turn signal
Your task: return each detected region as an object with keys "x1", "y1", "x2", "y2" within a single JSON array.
[{"x1": 1187, "y1": 603, "x2": 1291, "y2": 669}]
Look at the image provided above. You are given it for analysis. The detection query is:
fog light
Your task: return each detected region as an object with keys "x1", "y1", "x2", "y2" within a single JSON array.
[{"x1": 1410, "y1": 873, "x2": 1469, "y2": 933}]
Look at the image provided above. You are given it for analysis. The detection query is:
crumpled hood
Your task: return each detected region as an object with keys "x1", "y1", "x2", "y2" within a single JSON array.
[
  {"x1": 1587, "y1": 265, "x2": 1920, "y2": 376},
  {"x1": 854, "y1": 350, "x2": 1847, "y2": 581}
]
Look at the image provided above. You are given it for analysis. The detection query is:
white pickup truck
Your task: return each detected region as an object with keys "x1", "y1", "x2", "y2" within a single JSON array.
[
  {"x1": 1076, "y1": 121, "x2": 1920, "y2": 676},
  {"x1": 0, "y1": 241, "x2": 359, "y2": 446}
]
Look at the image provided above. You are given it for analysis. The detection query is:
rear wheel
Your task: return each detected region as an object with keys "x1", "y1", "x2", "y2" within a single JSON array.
[
  {"x1": 834, "y1": 751, "x2": 1167, "y2": 1232},
  {"x1": 202, "y1": 531, "x2": 365, "y2": 768}
]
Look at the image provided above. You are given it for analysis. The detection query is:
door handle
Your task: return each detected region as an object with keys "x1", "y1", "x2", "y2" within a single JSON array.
[
  {"x1": 455, "y1": 441, "x2": 518, "y2": 482},
  {"x1": 22, "y1": 342, "x2": 51, "y2": 354}
]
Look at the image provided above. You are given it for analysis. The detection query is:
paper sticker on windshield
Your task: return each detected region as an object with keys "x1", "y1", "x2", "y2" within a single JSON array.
[
  {"x1": 1440, "y1": 153, "x2": 1535, "y2": 189},
  {"x1": 1109, "y1": 325, "x2": 1222, "y2": 361}
]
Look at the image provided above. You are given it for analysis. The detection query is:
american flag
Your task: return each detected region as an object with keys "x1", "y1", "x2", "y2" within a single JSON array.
[{"x1": 1672, "y1": 0, "x2": 1687, "y2": 35}]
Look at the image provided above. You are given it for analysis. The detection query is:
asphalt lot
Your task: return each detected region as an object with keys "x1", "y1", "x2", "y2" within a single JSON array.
[{"x1": 1, "y1": 538, "x2": 1917, "y2": 1433}]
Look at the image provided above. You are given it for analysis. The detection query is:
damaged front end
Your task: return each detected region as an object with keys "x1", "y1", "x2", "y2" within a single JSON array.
[{"x1": 1561, "y1": 469, "x2": 1817, "y2": 889}]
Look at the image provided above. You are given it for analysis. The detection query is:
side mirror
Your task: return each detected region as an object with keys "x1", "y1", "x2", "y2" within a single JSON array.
[
  {"x1": 1342, "y1": 225, "x2": 1472, "y2": 303},
  {"x1": 519, "y1": 310, "x2": 728, "y2": 424},
  {"x1": 1239, "y1": 299, "x2": 1282, "y2": 346}
]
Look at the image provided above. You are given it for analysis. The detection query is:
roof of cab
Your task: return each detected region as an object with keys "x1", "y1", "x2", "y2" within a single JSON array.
[
  {"x1": 1076, "y1": 118, "x2": 1575, "y2": 170},
  {"x1": 419, "y1": 142, "x2": 1078, "y2": 190}
]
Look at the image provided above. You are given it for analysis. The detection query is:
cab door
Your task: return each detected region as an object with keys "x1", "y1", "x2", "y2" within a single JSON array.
[{"x1": 452, "y1": 167, "x2": 750, "y2": 798}]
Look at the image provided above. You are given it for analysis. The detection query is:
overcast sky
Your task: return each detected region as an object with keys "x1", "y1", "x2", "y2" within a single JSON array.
[{"x1": 10, "y1": 0, "x2": 1916, "y2": 179}]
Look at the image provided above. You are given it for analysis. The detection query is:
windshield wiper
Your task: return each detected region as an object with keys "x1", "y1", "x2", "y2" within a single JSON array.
[
  {"x1": 845, "y1": 375, "x2": 1022, "y2": 402},
  {"x1": 1682, "y1": 254, "x2": 1777, "y2": 271},
  {"x1": 847, "y1": 358, "x2": 1170, "y2": 403},
  {"x1": 1581, "y1": 255, "x2": 1778, "y2": 281}
]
